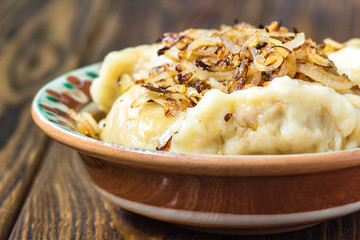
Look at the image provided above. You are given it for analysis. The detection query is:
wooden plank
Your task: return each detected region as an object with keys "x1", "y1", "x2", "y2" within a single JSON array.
[
  {"x1": 6, "y1": 0, "x2": 360, "y2": 239},
  {"x1": 259, "y1": 0, "x2": 360, "y2": 42},
  {"x1": 9, "y1": 142, "x2": 360, "y2": 239},
  {"x1": 9, "y1": 143, "x2": 169, "y2": 239},
  {"x1": 0, "y1": 0, "x2": 104, "y2": 239},
  {"x1": 78, "y1": 0, "x2": 360, "y2": 66},
  {"x1": 79, "y1": 0, "x2": 264, "y2": 65}
]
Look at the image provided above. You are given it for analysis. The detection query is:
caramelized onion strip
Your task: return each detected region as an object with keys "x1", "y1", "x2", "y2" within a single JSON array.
[
  {"x1": 298, "y1": 63, "x2": 353, "y2": 90},
  {"x1": 254, "y1": 52, "x2": 283, "y2": 72}
]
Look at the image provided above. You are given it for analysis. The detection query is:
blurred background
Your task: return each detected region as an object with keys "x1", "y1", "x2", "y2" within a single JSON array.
[
  {"x1": 2, "y1": 0, "x2": 360, "y2": 102},
  {"x1": 1, "y1": 0, "x2": 360, "y2": 239},
  {"x1": 81, "y1": 0, "x2": 360, "y2": 64}
]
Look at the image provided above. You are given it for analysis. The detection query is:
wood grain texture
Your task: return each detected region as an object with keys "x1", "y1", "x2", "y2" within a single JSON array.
[
  {"x1": 258, "y1": 0, "x2": 360, "y2": 42},
  {"x1": 2, "y1": 0, "x2": 360, "y2": 239},
  {"x1": 0, "y1": 0, "x2": 103, "y2": 239},
  {"x1": 9, "y1": 142, "x2": 173, "y2": 239},
  {"x1": 9, "y1": 142, "x2": 360, "y2": 240},
  {"x1": 79, "y1": 0, "x2": 265, "y2": 65},
  {"x1": 79, "y1": 0, "x2": 360, "y2": 66}
]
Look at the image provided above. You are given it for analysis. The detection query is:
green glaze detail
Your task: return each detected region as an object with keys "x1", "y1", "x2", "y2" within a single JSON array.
[
  {"x1": 86, "y1": 71, "x2": 98, "y2": 78},
  {"x1": 44, "y1": 111, "x2": 56, "y2": 117},
  {"x1": 63, "y1": 82, "x2": 75, "y2": 89},
  {"x1": 46, "y1": 96, "x2": 59, "y2": 103}
]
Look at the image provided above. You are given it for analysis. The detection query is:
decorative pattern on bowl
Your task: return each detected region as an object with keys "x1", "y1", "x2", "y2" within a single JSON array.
[{"x1": 35, "y1": 63, "x2": 99, "y2": 133}]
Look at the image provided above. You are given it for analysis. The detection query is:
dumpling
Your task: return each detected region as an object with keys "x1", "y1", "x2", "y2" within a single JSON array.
[{"x1": 170, "y1": 77, "x2": 360, "y2": 154}]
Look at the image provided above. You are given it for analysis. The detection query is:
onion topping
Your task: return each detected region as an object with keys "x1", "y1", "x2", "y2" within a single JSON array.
[
  {"x1": 124, "y1": 21, "x2": 354, "y2": 151},
  {"x1": 282, "y1": 32, "x2": 305, "y2": 50},
  {"x1": 297, "y1": 62, "x2": 352, "y2": 90},
  {"x1": 156, "y1": 114, "x2": 185, "y2": 149},
  {"x1": 254, "y1": 52, "x2": 283, "y2": 72}
]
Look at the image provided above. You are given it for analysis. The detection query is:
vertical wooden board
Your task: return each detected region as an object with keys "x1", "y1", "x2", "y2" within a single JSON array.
[
  {"x1": 79, "y1": 0, "x2": 264, "y2": 65},
  {"x1": 0, "y1": 0, "x2": 103, "y2": 239},
  {"x1": 9, "y1": 143, "x2": 169, "y2": 239},
  {"x1": 0, "y1": 102, "x2": 48, "y2": 240},
  {"x1": 78, "y1": 0, "x2": 360, "y2": 66},
  {"x1": 259, "y1": 0, "x2": 360, "y2": 42}
]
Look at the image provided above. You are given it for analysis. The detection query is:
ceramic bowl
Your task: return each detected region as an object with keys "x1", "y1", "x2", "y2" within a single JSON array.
[{"x1": 31, "y1": 63, "x2": 360, "y2": 234}]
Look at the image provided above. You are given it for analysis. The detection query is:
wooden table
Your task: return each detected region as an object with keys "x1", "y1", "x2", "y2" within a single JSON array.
[{"x1": 2, "y1": 0, "x2": 360, "y2": 239}]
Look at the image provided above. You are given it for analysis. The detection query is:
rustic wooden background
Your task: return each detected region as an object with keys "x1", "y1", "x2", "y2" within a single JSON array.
[{"x1": 1, "y1": 0, "x2": 360, "y2": 239}]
